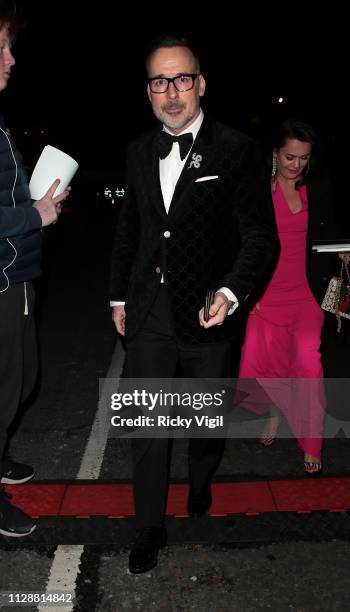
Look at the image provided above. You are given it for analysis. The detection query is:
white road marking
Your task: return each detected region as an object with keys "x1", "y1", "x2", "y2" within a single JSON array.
[
  {"x1": 37, "y1": 545, "x2": 84, "y2": 612},
  {"x1": 40, "y1": 339, "x2": 124, "y2": 612},
  {"x1": 77, "y1": 340, "x2": 125, "y2": 479}
]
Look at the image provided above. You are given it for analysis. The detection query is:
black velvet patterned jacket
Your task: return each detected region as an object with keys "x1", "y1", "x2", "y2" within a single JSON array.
[{"x1": 110, "y1": 117, "x2": 279, "y2": 343}]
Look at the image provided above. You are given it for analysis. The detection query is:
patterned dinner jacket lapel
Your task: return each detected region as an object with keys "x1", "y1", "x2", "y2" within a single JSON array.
[
  {"x1": 168, "y1": 118, "x2": 216, "y2": 217},
  {"x1": 140, "y1": 128, "x2": 168, "y2": 219}
]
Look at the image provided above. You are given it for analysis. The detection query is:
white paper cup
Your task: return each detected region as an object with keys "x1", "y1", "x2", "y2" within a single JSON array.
[{"x1": 29, "y1": 145, "x2": 79, "y2": 200}]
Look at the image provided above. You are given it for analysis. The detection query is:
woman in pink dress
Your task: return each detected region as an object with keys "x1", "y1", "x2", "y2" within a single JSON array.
[{"x1": 239, "y1": 119, "x2": 336, "y2": 473}]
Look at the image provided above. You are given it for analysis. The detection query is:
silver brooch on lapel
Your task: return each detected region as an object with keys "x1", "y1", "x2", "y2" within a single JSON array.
[{"x1": 188, "y1": 152, "x2": 202, "y2": 169}]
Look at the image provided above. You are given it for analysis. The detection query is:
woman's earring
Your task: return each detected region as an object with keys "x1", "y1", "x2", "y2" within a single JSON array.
[{"x1": 272, "y1": 155, "x2": 277, "y2": 178}]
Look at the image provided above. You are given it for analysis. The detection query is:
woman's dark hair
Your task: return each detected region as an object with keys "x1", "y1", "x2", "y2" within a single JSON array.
[
  {"x1": 274, "y1": 118, "x2": 317, "y2": 150},
  {"x1": 0, "y1": 0, "x2": 22, "y2": 40},
  {"x1": 145, "y1": 34, "x2": 200, "y2": 75}
]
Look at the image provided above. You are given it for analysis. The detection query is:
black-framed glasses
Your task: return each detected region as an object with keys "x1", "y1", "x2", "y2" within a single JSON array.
[{"x1": 148, "y1": 73, "x2": 199, "y2": 94}]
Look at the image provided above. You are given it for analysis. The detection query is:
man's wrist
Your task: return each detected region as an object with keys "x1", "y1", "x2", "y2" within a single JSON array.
[{"x1": 216, "y1": 287, "x2": 239, "y2": 315}]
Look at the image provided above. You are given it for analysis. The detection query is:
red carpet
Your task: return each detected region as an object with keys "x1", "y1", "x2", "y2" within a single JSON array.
[{"x1": 5, "y1": 477, "x2": 350, "y2": 519}]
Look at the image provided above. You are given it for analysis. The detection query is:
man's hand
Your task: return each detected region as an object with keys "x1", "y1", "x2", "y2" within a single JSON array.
[
  {"x1": 112, "y1": 305, "x2": 126, "y2": 336},
  {"x1": 198, "y1": 292, "x2": 232, "y2": 328},
  {"x1": 33, "y1": 179, "x2": 70, "y2": 227}
]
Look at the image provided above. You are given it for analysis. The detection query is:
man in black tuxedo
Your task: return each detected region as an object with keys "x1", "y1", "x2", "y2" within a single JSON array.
[{"x1": 110, "y1": 35, "x2": 278, "y2": 573}]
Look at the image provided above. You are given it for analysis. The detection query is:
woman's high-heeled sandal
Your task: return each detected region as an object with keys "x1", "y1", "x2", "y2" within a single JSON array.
[
  {"x1": 259, "y1": 434, "x2": 276, "y2": 447},
  {"x1": 259, "y1": 411, "x2": 279, "y2": 447},
  {"x1": 304, "y1": 461, "x2": 322, "y2": 474}
]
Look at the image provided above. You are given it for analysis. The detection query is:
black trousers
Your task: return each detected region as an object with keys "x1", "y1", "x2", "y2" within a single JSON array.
[
  {"x1": 126, "y1": 286, "x2": 232, "y2": 528},
  {"x1": 0, "y1": 282, "x2": 38, "y2": 474}
]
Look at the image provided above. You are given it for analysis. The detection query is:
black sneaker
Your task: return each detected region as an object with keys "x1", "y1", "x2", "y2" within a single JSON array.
[
  {"x1": 0, "y1": 487, "x2": 36, "y2": 537},
  {"x1": 1, "y1": 458, "x2": 35, "y2": 484}
]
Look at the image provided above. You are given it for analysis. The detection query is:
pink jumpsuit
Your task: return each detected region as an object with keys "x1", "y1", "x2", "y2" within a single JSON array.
[{"x1": 239, "y1": 181, "x2": 325, "y2": 458}]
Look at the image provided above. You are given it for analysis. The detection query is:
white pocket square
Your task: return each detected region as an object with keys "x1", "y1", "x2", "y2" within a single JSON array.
[{"x1": 195, "y1": 175, "x2": 219, "y2": 183}]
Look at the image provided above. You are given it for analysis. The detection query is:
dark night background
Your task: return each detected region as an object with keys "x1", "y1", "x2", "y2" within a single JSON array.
[{"x1": 0, "y1": 1, "x2": 348, "y2": 220}]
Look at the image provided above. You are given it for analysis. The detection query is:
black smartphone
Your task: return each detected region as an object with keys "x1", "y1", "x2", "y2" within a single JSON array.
[{"x1": 204, "y1": 289, "x2": 215, "y2": 322}]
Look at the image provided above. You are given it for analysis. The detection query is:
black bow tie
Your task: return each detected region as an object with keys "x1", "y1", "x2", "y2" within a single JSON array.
[{"x1": 157, "y1": 131, "x2": 193, "y2": 160}]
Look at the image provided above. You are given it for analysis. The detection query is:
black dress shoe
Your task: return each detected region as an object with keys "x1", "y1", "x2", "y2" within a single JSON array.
[
  {"x1": 129, "y1": 526, "x2": 166, "y2": 574},
  {"x1": 187, "y1": 484, "x2": 212, "y2": 517}
]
